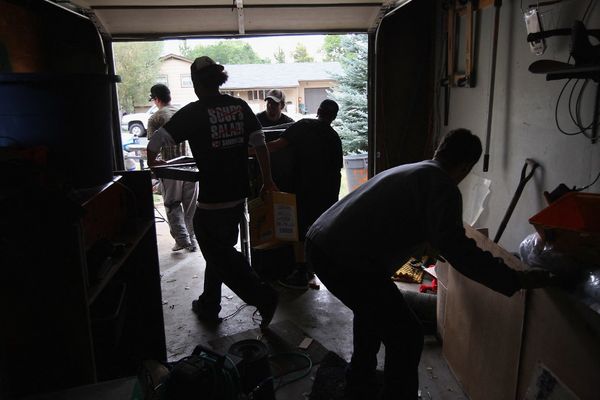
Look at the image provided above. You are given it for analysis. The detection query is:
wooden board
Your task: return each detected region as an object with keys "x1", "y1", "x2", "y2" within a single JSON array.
[{"x1": 442, "y1": 225, "x2": 526, "y2": 400}]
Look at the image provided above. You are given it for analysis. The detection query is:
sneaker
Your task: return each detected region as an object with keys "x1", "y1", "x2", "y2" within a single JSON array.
[
  {"x1": 257, "y1": 286, "x2": 278, "y2": 329},
  {"x1": 186, "y1": 243, "x2": 198, "y2": 252},
  {"x1": 172, "y1": 242, "x2": 191, "y2": 252},
  {"x1": 278, "y1": 269, "x2": 309, "y2": 290},
  {"x1": 191, "y1": 299, "x2": 222, "y2": 323}
]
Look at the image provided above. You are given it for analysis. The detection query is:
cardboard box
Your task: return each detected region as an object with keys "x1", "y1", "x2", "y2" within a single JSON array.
[{"x1": 249, "y1": 191, "x2": 298, "y2": 249}]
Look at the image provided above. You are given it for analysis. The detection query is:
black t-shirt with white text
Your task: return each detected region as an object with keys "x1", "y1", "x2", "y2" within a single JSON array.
[{"x1": 164, "y1": 94, "x2": 261, "y2": 203}]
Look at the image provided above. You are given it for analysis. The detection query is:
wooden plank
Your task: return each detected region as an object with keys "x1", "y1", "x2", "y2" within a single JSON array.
[{"x1": 442, "y1": 225, "x2": 526, "y2": 400}]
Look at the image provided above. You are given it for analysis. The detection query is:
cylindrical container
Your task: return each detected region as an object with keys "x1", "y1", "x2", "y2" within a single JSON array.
[
  {"x1": 228, "y1": 339, "x2": 275, "y2": 400},
  {"x1": 343, "y1": 153, "x2": 368, "y2": 192}
]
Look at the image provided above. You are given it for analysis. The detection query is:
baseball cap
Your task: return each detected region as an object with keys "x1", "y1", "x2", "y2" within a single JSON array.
[
  {"x1": 265, "y1": 89, "x2": 285, "y2": 104},
  {"x1": 191, "y1": 56, "x2": 225, "y2": 74},
  {"x1": 149, "y1": 83, "x2": 170, "y2": 101}
]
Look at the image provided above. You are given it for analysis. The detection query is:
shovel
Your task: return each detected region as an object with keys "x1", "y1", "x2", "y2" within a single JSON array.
[{"x1": 494, "y1": 159, "x2": 540, "y2": 243}]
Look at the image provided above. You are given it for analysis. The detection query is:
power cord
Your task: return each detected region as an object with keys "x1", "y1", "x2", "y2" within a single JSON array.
[
  {"x1": 554, "y1": 78, "x2": 596, "y2": 137},
  {"x1": 575, "y1": 168, "x2": 600, "y2": 191},
  {"x1": 269, "y1": 351, "x2": 313, "y2": 391},
  {"x1": 154, "y1": 206, "x2": 167, "y2": 223}
]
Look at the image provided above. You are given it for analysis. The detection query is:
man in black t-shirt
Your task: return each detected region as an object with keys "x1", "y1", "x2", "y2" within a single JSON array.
[
  {"x1": 264, "y1": 99, "x2": 342, "y2": 290},
  {"x1": 256, "y1": 89, "x2": 294, "y2": 128},
  {"x1": 147, "y1": 56, "x2": 279, "y2": 328}
]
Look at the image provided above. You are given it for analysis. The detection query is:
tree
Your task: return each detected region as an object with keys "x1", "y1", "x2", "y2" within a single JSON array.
[
  {"x1": 292, "y1": 43, "x2": 314, "y2": 63},
  {"x1": 114, "y1": 41, "x2": 163, "y2": 113},
  {"x1": 330, "y1": 35, "x2": 368, "y2": 154},
  {"x1": 273, "y1": 47, "x2": 286, "y2": 63},
  {"x1": 322, "y1": 35, "x2": 344, "y2": 62},
  {"x1": 182, "y1": 40, "x2": 269, "y2": 64}
]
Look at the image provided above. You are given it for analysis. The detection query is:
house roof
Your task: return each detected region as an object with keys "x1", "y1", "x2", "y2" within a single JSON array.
[
  {"x1": 221, "y1": 62, "x2": 342, "y2": 89},
  {"x1": 159, "y1": 55, "x2": 342, "y2": 89},
  {"x1": 159, "y1": 53, "x2": 192, "y2": 63}
]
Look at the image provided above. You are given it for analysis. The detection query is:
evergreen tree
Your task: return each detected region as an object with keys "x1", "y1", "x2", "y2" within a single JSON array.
[
  {"x1": 330, "y1": 35, "x2": 368, "y2": 154},
  {"x1": 292, "y1": 43, "x2": 314, "y2": 63},
  {"x1": 273, "y1": 47, "x2": 286, "y2": 63}
]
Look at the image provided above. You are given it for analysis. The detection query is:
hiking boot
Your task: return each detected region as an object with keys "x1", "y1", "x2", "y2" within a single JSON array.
[
  {"x1": 278, "y1": 269, "x2": 309, "y2": 290},
  {"x1": 191, "y1": 299, "x2": 222, "y2": 323},
  {"x1": 257, "y1": 286, "x2": 278, "y2": 329}
]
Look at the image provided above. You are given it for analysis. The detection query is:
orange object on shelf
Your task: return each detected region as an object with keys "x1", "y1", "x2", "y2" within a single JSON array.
[{"x1": 529, "y1": 192, "x2": 600, "y2": 265}]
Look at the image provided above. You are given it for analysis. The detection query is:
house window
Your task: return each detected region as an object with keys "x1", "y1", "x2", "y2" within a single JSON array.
[
  {"x1": 247, "y1": 90, "x2": 268, "y2": 101},
  {"x1": 180, "y1": 74, "x2": 193, "y2": 88},
  {"x1": 156, "y1": 75, "x2": 168, "y2": 86}
]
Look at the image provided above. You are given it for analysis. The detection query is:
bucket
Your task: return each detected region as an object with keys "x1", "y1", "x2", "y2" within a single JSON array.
[{"x1": 343, "y1": 153, "x2": 368, "y2": 192}]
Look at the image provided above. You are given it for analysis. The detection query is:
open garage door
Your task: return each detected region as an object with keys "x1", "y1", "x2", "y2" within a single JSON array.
[{"x1": 70, "y1": 0, "x2": 394, "y2": 38}]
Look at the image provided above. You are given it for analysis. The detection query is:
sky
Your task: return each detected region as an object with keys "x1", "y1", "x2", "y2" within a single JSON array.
[{"x1": 162, "y1": 34, "x2": 327, "y2": 62}]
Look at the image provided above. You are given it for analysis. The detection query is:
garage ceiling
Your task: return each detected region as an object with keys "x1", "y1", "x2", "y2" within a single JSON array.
[{"x1": 70, "y1": 0, "x2": 398, "y2": 39}]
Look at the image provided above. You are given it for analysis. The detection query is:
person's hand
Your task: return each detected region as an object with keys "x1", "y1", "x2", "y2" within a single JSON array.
[
  {"x1": 148, "y1": 158, "x2": 166, "y2": 167},
  {"x1": 516, "y1": 269, "x2": 556, "y2": 290}
]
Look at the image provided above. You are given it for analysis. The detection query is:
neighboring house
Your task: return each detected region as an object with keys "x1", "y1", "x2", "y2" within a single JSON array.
[{"x1": 135, "y1": 53, "x2": 341, "y2": 116}]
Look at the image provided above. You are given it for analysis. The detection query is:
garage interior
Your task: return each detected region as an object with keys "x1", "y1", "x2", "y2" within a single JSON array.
[{"x1": 1, "y1": 0, "x2": 599, "y2": 399}]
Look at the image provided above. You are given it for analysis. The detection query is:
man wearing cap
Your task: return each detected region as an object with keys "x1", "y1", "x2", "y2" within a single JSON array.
[
  {"x1": 256, "y1": 89, "x2": 294, "y2": 129},
  {"x1": 147, "y1": 56, "x2": 279, "y2": 328},
  {"x1": 147, "y1": 84, "x2": 199, "y2": 252}
]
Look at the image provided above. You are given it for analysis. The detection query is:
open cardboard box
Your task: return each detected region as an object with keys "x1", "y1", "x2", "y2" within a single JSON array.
[{"x1": 248, "y1": 191, "x2": 298, "y2": 249}]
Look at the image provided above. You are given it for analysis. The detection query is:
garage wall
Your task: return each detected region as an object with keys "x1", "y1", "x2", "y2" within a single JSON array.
[{"x1": 440, "y1": 0, "x2": 600, "y2": 252}]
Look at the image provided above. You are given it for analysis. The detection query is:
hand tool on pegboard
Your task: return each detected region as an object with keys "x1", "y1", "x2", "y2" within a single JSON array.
[{"x1": 494, "y1": 158, "x2": 540, "y2": 243}]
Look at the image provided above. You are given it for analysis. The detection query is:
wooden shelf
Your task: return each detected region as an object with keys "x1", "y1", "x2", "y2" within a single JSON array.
[{"x1": 87, "y1": 218, "x2": 153, "y2": 305}]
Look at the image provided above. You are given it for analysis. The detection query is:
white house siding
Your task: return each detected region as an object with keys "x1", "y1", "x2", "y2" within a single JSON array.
[{"x1": 158, "y1": 58, "x2": 197, "y2": 107}]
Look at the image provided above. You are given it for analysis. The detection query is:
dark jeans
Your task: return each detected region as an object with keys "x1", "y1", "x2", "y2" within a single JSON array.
[
  {"x1": 306, "y1": 238, "x2": 424, "y2": 400},
  {"x1": 193, "y1": 203, "x2": 269, "y2": 313}
]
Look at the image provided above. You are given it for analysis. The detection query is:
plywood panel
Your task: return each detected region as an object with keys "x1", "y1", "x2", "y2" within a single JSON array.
[{"x1": 442, "y1": 226, "x2": 526, "y2": 400}]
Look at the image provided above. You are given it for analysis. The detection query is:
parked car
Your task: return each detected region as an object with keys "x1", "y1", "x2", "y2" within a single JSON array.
[{"x1": 120, "y1": 105, "x2": 157, "y2": 136}]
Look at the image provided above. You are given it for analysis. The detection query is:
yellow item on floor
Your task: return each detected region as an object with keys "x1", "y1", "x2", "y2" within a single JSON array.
[{"x1": 392, "y1": 259, "x2": 424, "y2": 283}]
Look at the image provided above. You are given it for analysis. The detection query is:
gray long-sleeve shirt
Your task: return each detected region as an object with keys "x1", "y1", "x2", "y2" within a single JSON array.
[{"x1": 307, "y1": 160, "x2": 521, "y2": 297}]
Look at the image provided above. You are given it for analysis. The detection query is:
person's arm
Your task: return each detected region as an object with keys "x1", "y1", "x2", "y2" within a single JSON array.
[
  {"x1": 249, "y1": 129, "x2": 278, "y2": 193},
  {"x1": 427, "y1": 186, "x2": 523, "y2": 296},
  {"x1": 147, "y1": 127, "x2": 176, "y2": 167},
  {"x1": 248, "y1": 137, "x2": 289, "y2": 155},
  {"x1": 147, "y1": 114, "x2": 159, "y2": 138}
]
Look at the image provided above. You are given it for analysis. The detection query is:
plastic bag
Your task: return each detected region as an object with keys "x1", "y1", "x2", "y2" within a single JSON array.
[{"x1": 519, "y1": 233, "x2": 581, "y2": 275}]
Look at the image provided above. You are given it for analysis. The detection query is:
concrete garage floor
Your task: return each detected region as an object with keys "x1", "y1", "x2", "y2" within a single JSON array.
[{"x1": 153, "y1": 197, "x2": 467, "y2": 399}]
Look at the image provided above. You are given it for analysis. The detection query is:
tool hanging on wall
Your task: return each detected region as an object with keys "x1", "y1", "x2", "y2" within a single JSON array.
[
  {"x1": 494, "y1": 158, "x2": 540, "y2": 243},
  {"x1": 483, "y1": 0, "x2": 502, "y2": 172},
  {"x1": 444, "y1": 0, "x2": 503, "y2": 167},
  {"x1": 527, "y1": 20, "x2": 600, "y2": 143}
]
